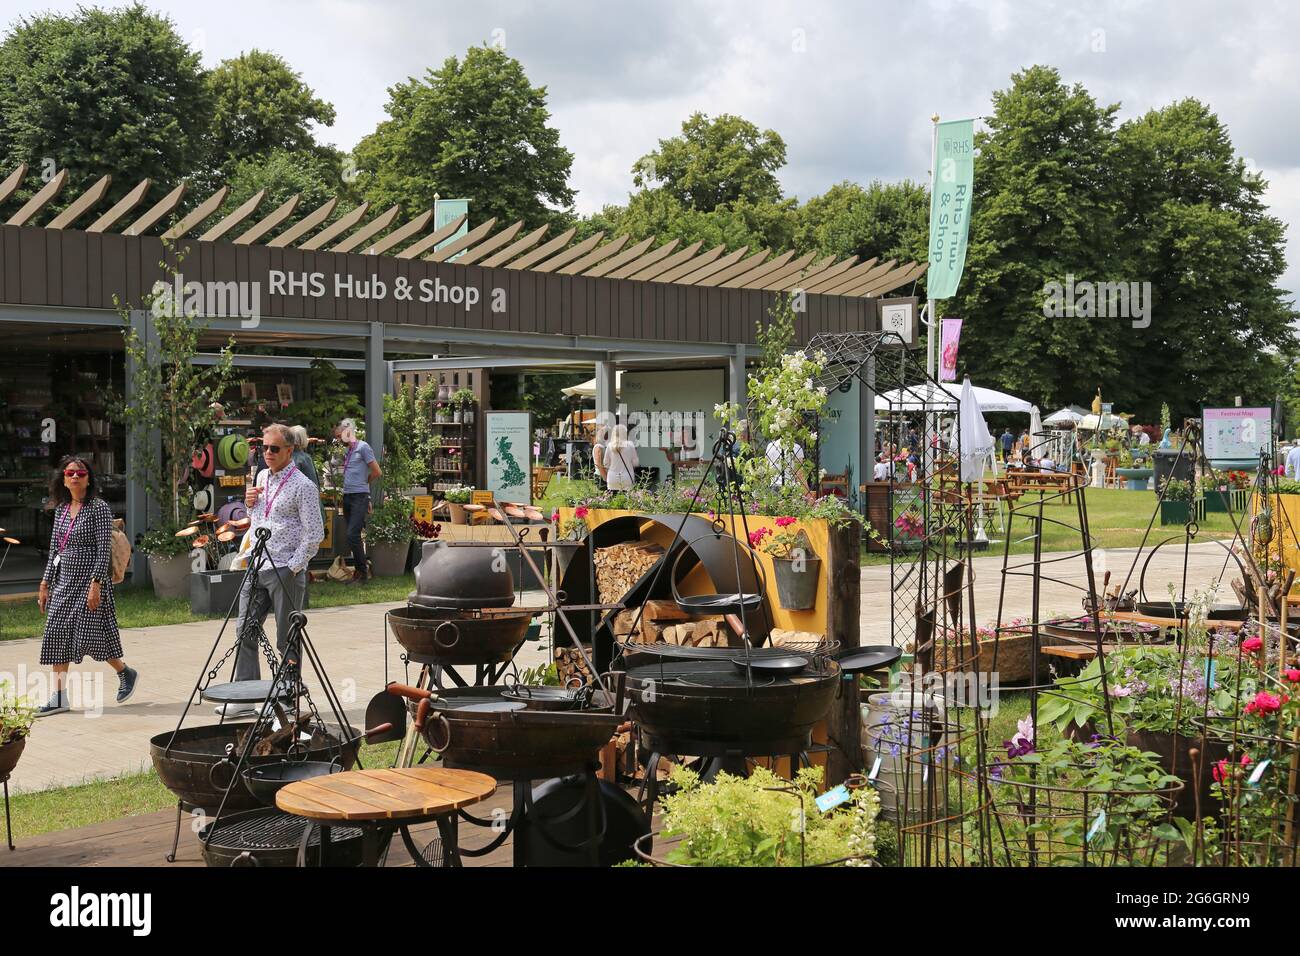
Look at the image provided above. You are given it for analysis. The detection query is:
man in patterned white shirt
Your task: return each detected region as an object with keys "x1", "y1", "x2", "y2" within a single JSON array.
[{"x1": 227, "y1": 423, "x2": 325, "y2": 702}]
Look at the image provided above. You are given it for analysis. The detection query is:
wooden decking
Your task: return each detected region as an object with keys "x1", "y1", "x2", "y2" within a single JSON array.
[{"x1": 0, "y1": 786, "x2": 521, "y2": 867}]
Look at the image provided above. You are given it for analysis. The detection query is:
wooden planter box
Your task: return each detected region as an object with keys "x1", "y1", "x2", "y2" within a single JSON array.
[
  {"x1": 1159, "y1": 499, "x2": 1201, "y2": 525},
  {"x1": 1204, "y1": 488, "x2": 1247, "y2": 513}
]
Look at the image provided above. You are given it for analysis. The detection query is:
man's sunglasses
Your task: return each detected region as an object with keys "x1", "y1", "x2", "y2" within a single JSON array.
[
  {"x1": 63, "y1": 469, "x2": 88, "y2": 478},
  {"x1": 264, "y1": 445, "x2": 285, "y2": 454}
]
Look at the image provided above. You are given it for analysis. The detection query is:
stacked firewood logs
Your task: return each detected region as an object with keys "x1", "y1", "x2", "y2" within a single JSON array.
[{"x1": 594, "y1": 541, "x2": 665, "y2": 605}]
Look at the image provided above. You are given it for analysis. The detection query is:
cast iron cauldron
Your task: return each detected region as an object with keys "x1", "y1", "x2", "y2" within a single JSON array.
[
  {"x1": 149, "y1": 723, "x2": 359, "y2": 813},
  {"x1": 387, "y1": 605, "x2": 533, "y2": 665},
  {"x1": 411, "y1": 539, "x2": 515, "y2": 609}
]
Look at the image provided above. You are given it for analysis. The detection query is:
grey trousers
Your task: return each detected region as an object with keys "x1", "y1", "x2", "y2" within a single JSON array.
[{"x1": 232, "y1": 566, "x2": 307, "y2": 681}]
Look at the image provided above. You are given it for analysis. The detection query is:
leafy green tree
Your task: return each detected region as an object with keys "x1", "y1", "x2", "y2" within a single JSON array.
[
  {"x1": 580, "y1": 189, "x2": 795, "y2": 252},
  {"x1": 952, "y1": 66, "x2": 1124, "y2": 410},
  {"x1": 633, "y1": 112, "x2": 786, "y2": 212},
  {"x1": 205, "y1": 50, "x2": 336, "y2": 170},
  {"x1": 793, "y1": 180, "x2": 929, "y2": 265},
  {"x1": 282, "y1": 358, "x2": 365, "y2": 448},
  {"x1": 0, "y1": 4, "x2": 209, "y2": 209},
  {"x1": 224, "y1": 147, "x2": 345, "y2": 215},
  {"x1": 353, "y1": 45, "x2": 574, "y2": 227},
  {"x1": 1113, "y1": 99, "x2": 1297, "y2": 420}
]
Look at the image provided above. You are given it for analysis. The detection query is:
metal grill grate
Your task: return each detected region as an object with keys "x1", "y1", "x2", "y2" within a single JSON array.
[{"x1": 205, "y1": 810, "x2": 363, "y2": 851}]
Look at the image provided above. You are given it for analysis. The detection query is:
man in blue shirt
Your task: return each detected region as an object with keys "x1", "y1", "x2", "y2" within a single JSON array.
[
  {"x1": 1000, "y1": 428, "x2": 1014, "y2": 462},
  {"x1": 334, "y1": 418, "x2": 382, "y2": 584}
]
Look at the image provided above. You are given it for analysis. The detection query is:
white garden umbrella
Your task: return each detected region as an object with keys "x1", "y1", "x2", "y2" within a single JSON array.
[
  {"x1": 955, "y1": 377, "x2": 997, "y2": 483},
  {"x1": 874, "y1": 381, "x2": 1032, "y2": 414},
  {"x1": 561, "y1": 370, "x2": 623, "y2": 398},
  {"x1": 1030, "y1": 405, "x2": 1043, "y2": 439},
  {"x1": 1043, "y1": 406, "x2": 1086, "y2": 426}
]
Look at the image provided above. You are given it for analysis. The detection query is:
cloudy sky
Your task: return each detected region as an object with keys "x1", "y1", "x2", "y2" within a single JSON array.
[{"x1": 14, "y1": 0, "x2": 1300, "y2": 301}]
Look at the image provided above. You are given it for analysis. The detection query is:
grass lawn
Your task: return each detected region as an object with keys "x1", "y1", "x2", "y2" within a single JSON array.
[
  {"x1": 862, "y1": 486, "x2": 1245, "y2": 565},
  {"x1": 0, "y1": 575, "x2": 417, "y2": 642},
  {"x1": 7, "y1": 739, "x2": 402, "y2": 840}
]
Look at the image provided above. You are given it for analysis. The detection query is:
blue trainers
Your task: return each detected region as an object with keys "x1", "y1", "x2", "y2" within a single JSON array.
[
  {"x1": 116, "y1": 666, "x2": 139, "y2": 704},
  {"x1": 36, "y1": 690, "x2": 69, "y2": 717}
]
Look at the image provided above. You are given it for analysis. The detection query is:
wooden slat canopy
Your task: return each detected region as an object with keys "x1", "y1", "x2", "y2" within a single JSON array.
[{"x1": 0, "y1": 164, "x2": 926, "y2": 300}]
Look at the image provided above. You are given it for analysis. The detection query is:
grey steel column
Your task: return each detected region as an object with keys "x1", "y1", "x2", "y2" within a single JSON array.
[
  {"x1": 729, "y1": 343, "x2": 747, "y2": 412},
  {"x1": 367, "y1": 321, "x2": 385, "y2": 502},
  {"x1": 124, "y1": 309, "x2": 160, "y2": 582},
  {"x1": 595, "y1": 360, "x2": 617, "y2": 429},
  {"x1": 861, "y1": 355, "x2": 876, "y2": 512}
]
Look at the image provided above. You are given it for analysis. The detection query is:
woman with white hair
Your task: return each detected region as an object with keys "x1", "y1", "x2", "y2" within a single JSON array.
[
  {"x1": 593, "y1": 422, "x2": 638, "y2": 492},
  {"x1": 287, "y1": 425, "x2": 320, "y2": 488},
  {"x1": 333, "y1": 417, "x2": 382, "y2": 584}
]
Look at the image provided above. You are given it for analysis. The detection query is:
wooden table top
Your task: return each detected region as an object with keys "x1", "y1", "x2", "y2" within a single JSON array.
[{"x1": 276, "y1": 767, "x2": 496, "y2": 823}]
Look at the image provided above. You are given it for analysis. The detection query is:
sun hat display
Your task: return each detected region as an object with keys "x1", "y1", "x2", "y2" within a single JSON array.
[
  {"x1": 216, "y1": 501, "x2": 249, "y2": 526},
  {"x1": 191, "y1": 443, "x2": 216, "y2": 477},
  {"x1": 192, "y1": 484, "x2": 215, "y2": 513},
  {"x1": 217, "y1": 434, "x2": 250, "y2": 470}
]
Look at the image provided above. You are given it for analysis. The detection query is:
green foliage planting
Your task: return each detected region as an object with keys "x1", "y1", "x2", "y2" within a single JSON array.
[{"x1": 353, "y1": 45, "x2": 574, "y2": 228}]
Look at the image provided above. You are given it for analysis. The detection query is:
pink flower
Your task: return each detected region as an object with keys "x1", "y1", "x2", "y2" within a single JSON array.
[
  {"x1": 550, "y1": 510, "x2": 559, "y2": 523},
  {"x1": 1285, "y1": 669, "x2": 1300, "y2": 683},
  {"x1": 748, "y1": 527, "x2": 772, "y2": 548},
  {"x1": 1241, "y1": 636, "x2": 1264, "y2": 654},
  {"x1": 1245, "y1": 691, "x2": 1284, "y2": 716},
  {"x1": 574, "y1": 506, "x2": 589, "y2": 519},
  {"x1": 775, "y1": 516, "x2": 797, "y2": 528}
]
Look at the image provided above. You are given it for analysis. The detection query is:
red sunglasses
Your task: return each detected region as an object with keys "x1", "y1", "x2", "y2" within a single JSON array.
[{"x1": 63, "y1": 469, "x2": 89, "y2": 478}]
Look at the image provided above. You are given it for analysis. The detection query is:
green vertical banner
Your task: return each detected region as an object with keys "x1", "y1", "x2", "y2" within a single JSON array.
[
  {"x1": 434, "y1": 198, "x2": 469, "y2": 258},
  {"x1": 927, "y1": 119, "x2": 974, "y2": 300}
]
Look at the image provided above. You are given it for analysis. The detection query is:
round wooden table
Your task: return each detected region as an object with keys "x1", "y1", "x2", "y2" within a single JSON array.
[{"x1": 277, "y1": 767, "x2": 496, "y2": 867}]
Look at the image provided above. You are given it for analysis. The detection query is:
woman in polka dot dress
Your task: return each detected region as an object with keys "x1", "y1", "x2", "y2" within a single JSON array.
[{"x1": 35, "y1": 456, "x2": 139, "y2": 716}]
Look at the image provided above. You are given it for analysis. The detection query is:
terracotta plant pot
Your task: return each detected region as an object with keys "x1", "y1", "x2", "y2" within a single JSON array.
[
  {"x1": 447, "y1": 502, "x2": 469, "y2": 525},
  {"x1": 0, "y1": 735, "x2": 25, "y2": 778}
]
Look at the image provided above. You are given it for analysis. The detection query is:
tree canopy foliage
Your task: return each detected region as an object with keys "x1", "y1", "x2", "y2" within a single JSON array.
[{"x1": 352, "y1": 45, "x2": 575, "y2": 228}]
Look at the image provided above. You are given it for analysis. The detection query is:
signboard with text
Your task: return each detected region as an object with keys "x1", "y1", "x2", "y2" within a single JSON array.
[
  {"x1": 1203, "y1": 407, "x2": 1272, "y2": 460},
  {"x1": 485, "y1": 411, "x2": 532, "y2": 504}
]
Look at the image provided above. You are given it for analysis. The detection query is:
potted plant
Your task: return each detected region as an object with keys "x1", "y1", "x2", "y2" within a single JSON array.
[
  {"x1": 751, "y1": 519, "x2": 822, "y2": 610},
  {"x1": 434, "y1": 402, "x2": 451, "y2": 424},
  {"x1": 1206, "y1": 470, "x2": 1251, "y2": 514},
  {"x1": 451, "y1": 388, "x2": 477, "y2": 425},
  {"x1": 443, "y1": 484, "x2": 474, "y2": 524},
  {"x1": 138, "y1": 524, "x2": 196, "y2": 600},
  {"x1": 646, "y1": 763, "x2": 879, "y2": 866},
  {"x1": 365, "y1": 496, "x2": 415, "y2": 577},
  {"x1": 0, "y1": 677, "x2": 34, "y2": 782},
  {"x1": 1158, "y1": 478, "x2": 1196, "y2": 525},
  {"x1": 108, "y1": 261, "x2": 238, "y2": 597}
]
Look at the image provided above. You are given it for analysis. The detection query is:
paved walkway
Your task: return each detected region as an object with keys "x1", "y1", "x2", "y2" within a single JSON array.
[
  {"x1": 2, "y1": 541, "x2": 1241, "y2": 793},
  {"x1": 1, "y1": 594, "x2": 553, "y2": 793},
  {"x1": 859, "y1": 539, "x2": 1241, "y2": 643}
]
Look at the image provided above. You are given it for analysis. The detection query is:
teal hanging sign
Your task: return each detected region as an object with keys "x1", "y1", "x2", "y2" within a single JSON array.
[{"x1": 927, "y1": 119, "x2": 974, "y2": 300}]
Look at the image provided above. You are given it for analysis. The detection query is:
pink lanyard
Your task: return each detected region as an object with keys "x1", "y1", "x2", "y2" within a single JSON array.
[
  {"x1": 342, "y1": 441, "x2": 357, "y2": 476},
  {"x1": 262, "y1": 465, "x2": 298, "y2": 516},
  {"x1": 57, "y1": 504, "x2": 82, "y2": 553}
]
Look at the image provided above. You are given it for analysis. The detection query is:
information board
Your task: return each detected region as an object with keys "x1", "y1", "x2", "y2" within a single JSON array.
[
  {"x1": 484, "y1": 411, "x2": 532, "y2": 504},
  {"x1": 1203, "y1": 407, "x2": 1272, "y2": 460}
]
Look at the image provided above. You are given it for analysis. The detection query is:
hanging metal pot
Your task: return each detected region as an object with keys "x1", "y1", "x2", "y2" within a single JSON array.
[{"x1": 411, "y1": 539, "x2": 515, "y2": 608}]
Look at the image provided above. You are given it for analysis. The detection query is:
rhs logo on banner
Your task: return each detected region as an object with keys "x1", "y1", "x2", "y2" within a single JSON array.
[
  {"x1": 939, "y1": 317, "x2": 962, "y2": 381},
  {"x1": 927, "y1": 119, "x2": 975, "y2": 300}
]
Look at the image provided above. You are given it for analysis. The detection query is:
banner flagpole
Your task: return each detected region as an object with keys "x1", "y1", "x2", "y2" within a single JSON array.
[{"x1": 926, "y1": 113, "x2": 939, "y2": 382}]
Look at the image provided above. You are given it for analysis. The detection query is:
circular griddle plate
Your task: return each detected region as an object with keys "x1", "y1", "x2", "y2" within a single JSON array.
[
  {"x1": 835, "y1": 645, "x2": 902, "y2": 674},
  {"x1": 201, "y1": 680, "x2": 297, "y2": 704}
]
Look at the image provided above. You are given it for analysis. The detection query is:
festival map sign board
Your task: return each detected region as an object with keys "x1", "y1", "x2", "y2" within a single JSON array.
[
  {"x1": 1203, "y1": 407, "x2": 1272, "y2": 460},
  {"x1": 485, "y1": 410, "x2": 532, "y2": 503}
]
